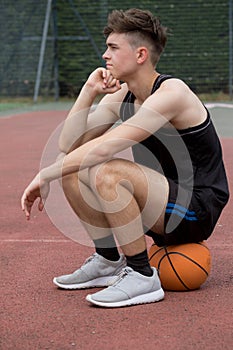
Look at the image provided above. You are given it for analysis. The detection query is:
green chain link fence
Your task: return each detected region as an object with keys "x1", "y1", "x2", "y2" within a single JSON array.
[{"x1": 0, "y1": 0, "x2": 232, "y2": 100}]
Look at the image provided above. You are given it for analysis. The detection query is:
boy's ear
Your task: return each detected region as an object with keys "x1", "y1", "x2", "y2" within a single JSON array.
[{"x1": 136, "y1": 47, "x2": 148, "y2": 64}]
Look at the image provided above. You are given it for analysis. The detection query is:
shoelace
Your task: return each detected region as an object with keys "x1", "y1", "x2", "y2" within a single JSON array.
[
  {"x1": 83, "y1": 253, "x2": 97, "y2": 266},
  {"x1": 112, "y1": 267, "x2": 132, "y2": 286}
]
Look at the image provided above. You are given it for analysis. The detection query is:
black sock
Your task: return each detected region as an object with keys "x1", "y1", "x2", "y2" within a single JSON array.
[
  {"x1": 94, "y1": 235, "x2": 120, "y2": 261},
  {"x1": 126, "y1": 249, "x2": 153, "y2": 277}
]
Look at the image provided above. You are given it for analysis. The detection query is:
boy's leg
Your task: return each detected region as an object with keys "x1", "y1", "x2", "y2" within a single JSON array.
[
  {"x1": 62, "y1": 170, "x2": 120, "y2": 258},
  {"x1": 88, "y1": 158, "x2": 169, "y2": 253},
  {"x1": 62, "y1": 170, "x2": 113, "y2": 240},
  {"x1": 54, "y1": 158, "x2": 168, "y2": 301},
  {"x1": 53, "y1": 170, "x2": 126, "y2": 290},
  {"x1": 62, "y1": 158, "x2": 168, "y2": 264},
  {"x1": 85, "y1": 158, "x2": 168, "y2": 307},
  {"x1": 59, "y1": 160, "x2": 167, "y2": 250}
]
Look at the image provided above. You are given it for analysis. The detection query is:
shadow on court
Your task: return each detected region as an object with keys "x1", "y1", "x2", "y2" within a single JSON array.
[{"x1": 0, "y1": 109, "x2": 232, "y2": 350}]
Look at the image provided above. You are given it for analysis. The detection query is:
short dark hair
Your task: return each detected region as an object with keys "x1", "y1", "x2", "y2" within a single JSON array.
[{"x1": 103, "y1": 8, "x2": 168, "y2": 65}]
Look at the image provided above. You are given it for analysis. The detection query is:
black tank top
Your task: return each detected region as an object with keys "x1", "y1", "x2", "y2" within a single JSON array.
[{"x1": 119, "y1": 74, "x2": 229, "y2": 209}]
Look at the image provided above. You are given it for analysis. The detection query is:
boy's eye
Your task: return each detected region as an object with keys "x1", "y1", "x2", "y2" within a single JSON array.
[{"x1": 107, "y1": 44, "x2": 118, "y2": 50}]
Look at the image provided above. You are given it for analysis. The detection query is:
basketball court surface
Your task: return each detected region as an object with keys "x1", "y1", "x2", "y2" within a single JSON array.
[{"x1": 0, "y1": 103, "x2": 232, "y2": 349}]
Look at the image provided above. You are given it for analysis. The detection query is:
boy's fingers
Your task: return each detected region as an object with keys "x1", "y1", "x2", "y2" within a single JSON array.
[{"x1": 38, "y1": 198, "x2": 44, "y2": 211}]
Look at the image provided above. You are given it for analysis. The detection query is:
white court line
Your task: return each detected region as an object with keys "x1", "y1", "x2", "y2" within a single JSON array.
[
  {"x1": 0, "y1": 239, "x2": 232, "y2": 248},
  {"x1": 0, "y1": 239, "x2": 72, "y2": 243},
  {"x1": 206, "y1": 103, "x2": 233, "y2": 109}
]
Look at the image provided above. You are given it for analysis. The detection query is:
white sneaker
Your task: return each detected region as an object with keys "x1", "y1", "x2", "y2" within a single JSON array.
[
  {"x1": 53, "y1": 253, "x2": 126, "y2": 289},
  {"x1": 86, "y1": 267, "x2": 164, "y2": 308}
]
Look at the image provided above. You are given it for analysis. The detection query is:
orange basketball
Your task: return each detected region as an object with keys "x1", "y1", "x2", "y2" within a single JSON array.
[{"x1": 149, "y1": 242, "x2": 211, "y2": 291}]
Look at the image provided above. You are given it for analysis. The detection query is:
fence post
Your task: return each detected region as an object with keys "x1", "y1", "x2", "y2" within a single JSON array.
[
  {"x1": 33, "y1": 0, "x2": 52, "y2": 102},
  {"x1": 52, "y1": 0, "x2": 59, "y2": 101},
  {"x1": 229, "y1": 0, "x2": 233, "y2": 99}
]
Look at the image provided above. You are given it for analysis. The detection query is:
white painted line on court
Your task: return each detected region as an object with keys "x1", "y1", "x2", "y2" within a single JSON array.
[
  {"x1": 0, "y1": 239, "x2": 232, "y2": 248},
  {"x1": 206, "y1": 103, "x2": 233, "y2": 109},
  {"x1": 0, "y1": 239, "x2": 72, "y2": 243}
]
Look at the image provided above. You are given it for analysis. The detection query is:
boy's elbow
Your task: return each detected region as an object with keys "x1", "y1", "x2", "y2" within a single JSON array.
[
  {"x1": 93, "y1": 144, "x2": 113, "y2": 163},
  {"x1": 58, "y1": 134, "x2": 75, "y2": 154},
  {"x1": 58, "y1": 137, "x2": 68, "y2": 154}
]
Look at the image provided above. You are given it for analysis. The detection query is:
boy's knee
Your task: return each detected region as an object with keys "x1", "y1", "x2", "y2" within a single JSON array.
[
  {"x1": 89, "y1": 161, "x2": 117, "y2": 192},
  {"x1": 61, "y1": 173, "x2": 78, "y2": 192}
]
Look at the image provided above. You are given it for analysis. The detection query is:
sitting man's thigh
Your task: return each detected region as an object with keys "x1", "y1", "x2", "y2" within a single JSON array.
[{"x1": 88, "y1": 158, "x2": 169, "y2": 234}]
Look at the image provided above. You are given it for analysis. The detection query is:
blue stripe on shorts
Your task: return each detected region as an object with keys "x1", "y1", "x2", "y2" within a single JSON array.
[{"x1": 165, "y1": 203, "x2": 198, "y2": 221}]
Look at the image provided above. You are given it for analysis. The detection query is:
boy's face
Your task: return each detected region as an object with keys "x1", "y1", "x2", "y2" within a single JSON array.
[{"x1": 103, "y1": 33, "x2": 139, "y2": 81}]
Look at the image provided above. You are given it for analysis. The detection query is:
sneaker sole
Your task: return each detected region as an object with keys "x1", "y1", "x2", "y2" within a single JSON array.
[
  {"x1": 86, "y1": 288, "x2": 165, "y2": 307},
  {"x1": 53, "y1": 275, "x2": 118, "y2": 290}
]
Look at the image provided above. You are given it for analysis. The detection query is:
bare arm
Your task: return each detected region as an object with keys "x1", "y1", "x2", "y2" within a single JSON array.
[
  {"x1": 22, "y1": 78, "x2": 196, "y2": 219},
  {"x1": 21, "y1": 67, "x2": 126, "y2": 219},
  {"x1": 57, "y1": 80, "x2": 206, "y2": 176},
  {"x1": 59, "y1": 67, "x2": 123, "y2": 154}
]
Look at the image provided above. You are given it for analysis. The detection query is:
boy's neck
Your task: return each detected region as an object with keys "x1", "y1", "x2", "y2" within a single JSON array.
[{"x1": 126, "y1": 70, "x2": 160, "y2": 104}]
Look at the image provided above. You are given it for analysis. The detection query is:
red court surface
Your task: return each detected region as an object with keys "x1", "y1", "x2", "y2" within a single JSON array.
[{"x1": 0, "y1": 110, "x2": 232, "y2": 350}]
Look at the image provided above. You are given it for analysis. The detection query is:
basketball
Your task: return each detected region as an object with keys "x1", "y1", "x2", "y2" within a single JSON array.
[{"x1": 149, "y1": 242, "x2": 211, "y2": 291}]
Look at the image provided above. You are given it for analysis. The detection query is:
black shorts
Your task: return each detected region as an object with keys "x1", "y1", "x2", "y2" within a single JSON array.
[{"x1": 146, "y1": 178, "x2": 217, "y2": 247}]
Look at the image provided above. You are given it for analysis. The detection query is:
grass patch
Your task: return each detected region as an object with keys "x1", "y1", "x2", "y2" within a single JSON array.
[
  {"x1": 0, "y1": 102, "x2": 31, "y2": 112},
  {"x1": 0, "y1": 97, "x2": 73, "y2": 116},
  {"x1": 198, "y1": 92, "x2": 232, "y2": 102},
  {"x1": 0, "y1": 93, "x2": 232, "y2": 115}
]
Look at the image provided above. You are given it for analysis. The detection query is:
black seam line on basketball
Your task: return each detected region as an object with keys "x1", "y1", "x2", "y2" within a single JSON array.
[
  {"x1": 165, "y1": 251, "x2": 209, "y2": 276},
  {"x1": 164, "y1": 246, "x2": 191, "y2": 290},
  {"x1": 197, "y1": 242, "x2": 210, "y2": 252},
  {"x1": 149, "y1": 243, "x2": 210, "y2": 290},
  {"x1": 149, "y1": 246, "x2": 165, "y2": 261},
  {"x1": 150, "y1": 242, "x2": 210, "y2": 264},
  {"x1": 156, "y1": 253, "x2": 190, "y2": 290}
]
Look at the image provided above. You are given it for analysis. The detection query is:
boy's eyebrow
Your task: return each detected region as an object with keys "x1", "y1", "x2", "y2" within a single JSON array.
[{"x1": 106, "y1": 42, "x2": 119, "y2": 47}]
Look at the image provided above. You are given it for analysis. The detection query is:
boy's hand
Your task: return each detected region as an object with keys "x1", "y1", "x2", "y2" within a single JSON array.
[
  {"x1": 86, "y1": 68, "x2": 121, "y2": 95},
  {"x1": 21, "y1": 173, "x2": 50, "y2": 220}
]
